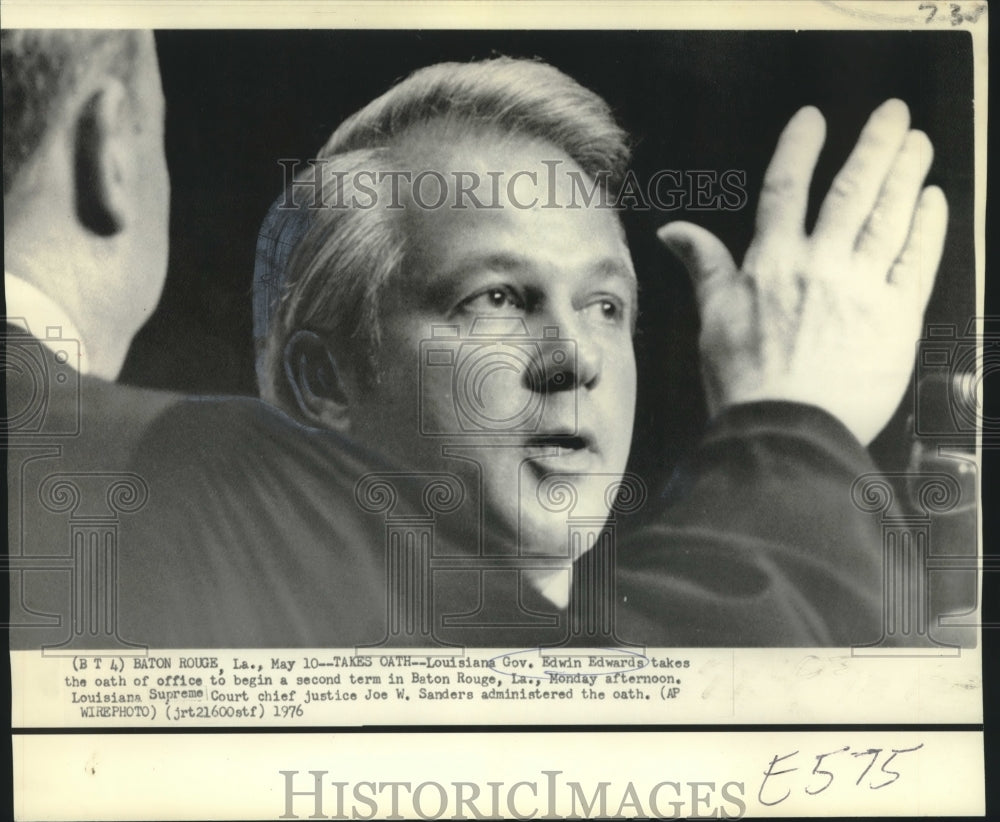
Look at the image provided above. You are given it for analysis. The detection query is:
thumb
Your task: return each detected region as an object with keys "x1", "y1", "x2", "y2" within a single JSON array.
[{"x1": 657, "y1": 221, "x2": 737, "y2": 298}]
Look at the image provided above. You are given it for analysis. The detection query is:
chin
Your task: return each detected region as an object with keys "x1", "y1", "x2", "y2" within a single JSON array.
[
  {"x1": 514, "y1": 515, "x2": 576, "y2": 558},
  {"x1": 515, "y1": 474, "x2": 618, "y2": 559}
]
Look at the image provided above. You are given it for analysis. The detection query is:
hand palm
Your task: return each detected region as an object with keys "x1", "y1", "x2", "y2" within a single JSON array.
[{"x1": 660, "y1": 101, "x2": 947, "y2": 446}]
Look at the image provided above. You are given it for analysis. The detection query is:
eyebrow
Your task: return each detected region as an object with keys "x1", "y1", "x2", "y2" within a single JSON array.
[
  {"x1": 440, "y1": 252, "x2": 638, "y2": 292},
  {"x1": 591, "y1": 257, "x2": 640, "y2": 298}
]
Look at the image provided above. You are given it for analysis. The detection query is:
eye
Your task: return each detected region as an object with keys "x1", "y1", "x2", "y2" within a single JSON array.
[
  {"x1": 585, "y1": 296, "x2": 627, "y2": 325},
  {"x1": 458, "y1": 286, "x2": 525, "y2": 314}
]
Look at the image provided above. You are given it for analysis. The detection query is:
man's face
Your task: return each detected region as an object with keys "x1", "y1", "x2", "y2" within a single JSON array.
[{"x1": 350, "y1": 131, "x2": 638, "y2": 557}]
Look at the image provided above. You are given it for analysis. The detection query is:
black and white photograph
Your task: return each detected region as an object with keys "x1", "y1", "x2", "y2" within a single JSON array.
[{"x1": 5, "y1": 1, "x2": 991, "y2": 819}]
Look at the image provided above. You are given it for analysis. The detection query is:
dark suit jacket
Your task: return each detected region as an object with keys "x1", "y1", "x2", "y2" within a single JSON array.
[
  {"x1": 5, "y1": 323, "x2": 178, "y2": 651},
  {"x1": 615, "y1": 403, "x2": 888, "y2": 646},
  {"x1": 113, "y1": 398, "x2": 901, "y2": 649}
]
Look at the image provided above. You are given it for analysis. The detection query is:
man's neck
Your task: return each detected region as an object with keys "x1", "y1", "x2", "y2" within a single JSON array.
[
  {"x1": 525, "y1": 566, "x2": 572, "y2": 609},
  {"x1": 4, "y1": 242, "x2": 129, "y2": 380}
]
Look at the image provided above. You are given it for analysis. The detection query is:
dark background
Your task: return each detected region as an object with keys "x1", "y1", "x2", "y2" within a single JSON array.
[{"x1": 124, "y1": 29, "x2": 976, "y2": 483}]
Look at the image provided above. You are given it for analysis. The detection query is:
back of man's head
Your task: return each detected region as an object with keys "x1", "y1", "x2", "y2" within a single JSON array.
[
  {"x1": 2, "y1": 30, "x2": 142, "y2": 195},
  {"x1": 2, "y1": 30, "x2": 169, "y2": 380}
]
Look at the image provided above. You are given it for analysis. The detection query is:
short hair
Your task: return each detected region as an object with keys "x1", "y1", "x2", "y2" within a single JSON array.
[
  {"x1": 260, "y1": 149, "x2": 408, "y2": 412},
  {"x1": 1, "y1": 30, "x2": 142, "y2": 194},
  {"x1": 258, "y1": 57, "x2": 631, "y2": 411}
]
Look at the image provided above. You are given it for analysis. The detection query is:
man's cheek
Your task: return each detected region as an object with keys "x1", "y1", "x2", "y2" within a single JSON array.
[
  {"x1": 419, "y1": 381, "x2": 457, "y2": 439},
  {"x1": 607, "y1": 362, "x2": 638, "y2": 457},
  {"x1": 471, "y1": 368, "x2": 535, "y2": 430}
]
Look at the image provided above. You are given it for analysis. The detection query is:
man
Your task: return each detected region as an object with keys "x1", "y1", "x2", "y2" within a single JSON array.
[
  {"x1": 4, "y1": 31, "x2": 403, "y2": 652},
  {"x1": 126, "y1": 57, "x2": 946, "y2": 647},
  {"x1": 3, "y1": 35, "x2": 951, "y2": 653},
  {"x1": 4, "y1": 31, "x2": 169, "y2": 381},
  {"x1": 3, "y1": 31, "x2": 181, "y2": 649}
]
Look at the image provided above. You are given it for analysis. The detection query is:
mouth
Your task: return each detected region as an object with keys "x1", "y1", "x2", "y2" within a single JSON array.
[{"x1": 522, "y1": 431, "x2": 597, "y2": 472}]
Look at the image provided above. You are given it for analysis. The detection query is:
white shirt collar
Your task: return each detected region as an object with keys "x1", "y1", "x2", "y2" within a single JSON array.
[{"x1": 4, "y1": 272, "x2": 90, "y2": 375}]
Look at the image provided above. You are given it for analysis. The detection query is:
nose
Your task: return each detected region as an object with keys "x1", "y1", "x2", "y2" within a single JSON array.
[{"x1": 525, "y1": 322, "x2": 601, "y2": 393}]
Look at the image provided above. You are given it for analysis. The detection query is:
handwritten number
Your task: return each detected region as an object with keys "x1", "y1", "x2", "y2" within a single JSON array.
[
  {"x1": 768, "y1": 742, "x2": 924, "y2": 799},
  {"x1": 966, "y1": 4, "x2": 986, "y2": 22},
  {"x1": 851, "y1": 748, "x2": 882, "y2": 786},
  {"x1": 922, "y1": 2, "x2": 986, "y2": 24},
  {"x1": 871, "y1": 744, "x2": 925, "y2": 790},
  {"x1": 805, "y1": 746, "x2": 850, "y2": 796}
]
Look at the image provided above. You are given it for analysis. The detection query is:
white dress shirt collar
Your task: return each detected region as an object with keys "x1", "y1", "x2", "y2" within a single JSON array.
[{"x1": 5, "y1": 272, "x2": 90, "y2": 375}]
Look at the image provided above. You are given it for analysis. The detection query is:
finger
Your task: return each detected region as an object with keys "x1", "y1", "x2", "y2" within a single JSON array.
[
  {"x1": 889, "y1": 185, "x2": 947, "y2": 313},
  {"x1": 812, "y1": 98, "x2": 911, "y2": 246},
  {"x1": 753, "y1": 105, "x2": 827, "y2": 243},
  {"x1": 657, "y1": 221, "x2": 737, "y2": 300},
  {"x1": 855, "y1": 129, "x2": 934, "y2": 270}
]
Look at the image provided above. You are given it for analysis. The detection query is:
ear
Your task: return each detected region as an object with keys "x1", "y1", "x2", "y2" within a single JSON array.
[
  {"x1": 74, "y1": 79, "x2": 130, "y2": 236},
  {"x1": 283, "y1": 330, "x2": 353, "y2": 432}
]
